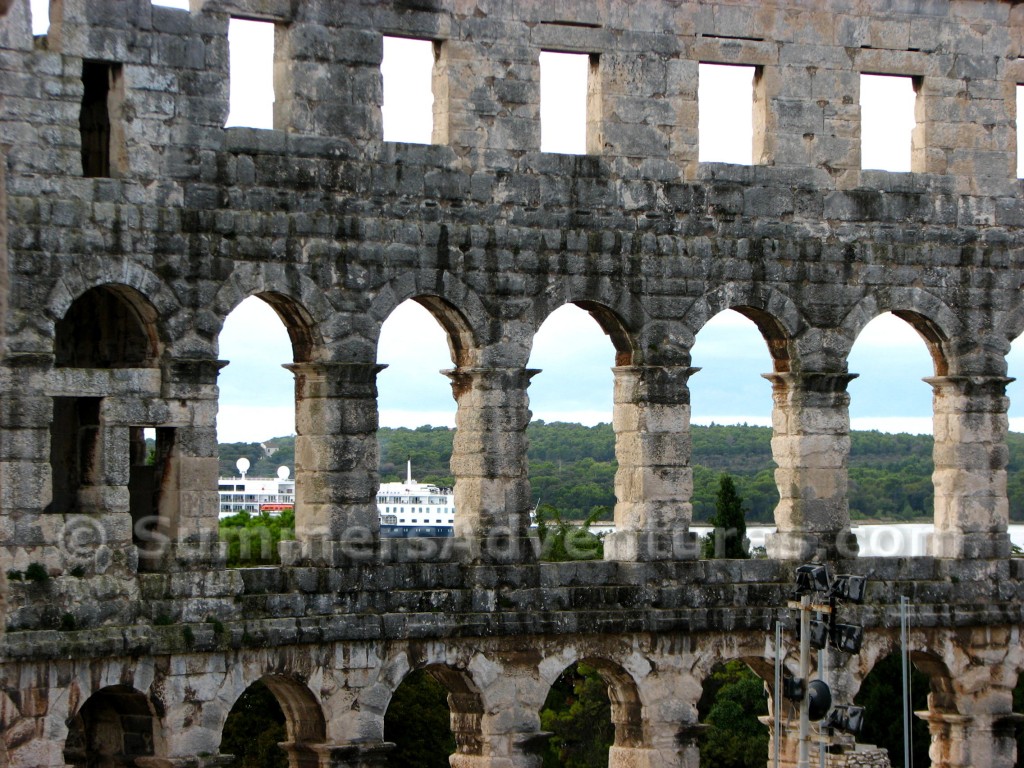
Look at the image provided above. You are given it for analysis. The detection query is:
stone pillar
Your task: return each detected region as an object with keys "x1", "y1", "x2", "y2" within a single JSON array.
[
  {"x1": 915, "y1": 711, "x2": 1019, "y2": 768},
  {"x1": 764, "y1": 372, "x2": 859, "y2": 561},
  {"x1": 604, "y1": 365, "x2": 699, "y2": 561},
  {"x1": 152, "y1": 359, "x2": 226, "y2": 569},
  {"x1": 927, "y1": 375, "x2": 1012, "y2": 559},
  {"x1": 0, "y1": 354, "x2": 60, "y2": 570},
  {"x1": 436, "y1": 36, "x2": 538, "y2": 153},
  {"x1": 760, "y1": 712, "x2": 801, "y2": 768},
  {"x1": 284, "y1": 362, "x2": 383, "y2": 565},
  {"x1": 446, "y1": 367, "x2": 535, "y2": 564}
]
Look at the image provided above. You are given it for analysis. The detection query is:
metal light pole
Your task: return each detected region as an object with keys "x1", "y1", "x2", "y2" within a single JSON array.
[
  {"x1": 798, "y1": 593, "x2": 811, "y2": 768},
  {"x1": 774, "y1": 620, "x2": 782, "y2": 768}
]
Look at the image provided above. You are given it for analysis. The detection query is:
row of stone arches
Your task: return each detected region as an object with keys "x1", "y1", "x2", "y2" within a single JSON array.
[
  {"x1": 47, "y1": 275, "x2": 1002, "y2": 375},
  {"x1": 32, "y1": 276, "x2": 1019, "y2": 564},
  {"x1": 54, "y1": 638, "x2": 1003, "y2": 768}
]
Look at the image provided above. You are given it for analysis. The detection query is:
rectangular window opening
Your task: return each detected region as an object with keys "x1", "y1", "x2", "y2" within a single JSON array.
[
  {"x1": 382, "y1": 36, "x2": 436, "y2": 144},
  {"x1": 1017, "y1": 85, "x2": 1024, "y2": 179},
  {"x1": 80, "y1": 61, "x2": 126, "y2": 178},
  {"x1": 698, "y1": 62, "x2": 756, "y2": 165},
  {"x1": 226, "y1": 17, "x2": 275, "y2": 129},
  {"x1": 49, "y1": 397, "x2": 102, "y2": 514},
  {"x1": 540, "y1": 50, "x2": 591, "y2": 155},
  {"x1": 129, "y1": 426, "x2": 175, "y2": 554},
  {"x1": 860, "y1": 73, "x2": 916, "y2": 172},
  {"x1": 29, "y1": 0, "x2": 49, "y2": 34}
]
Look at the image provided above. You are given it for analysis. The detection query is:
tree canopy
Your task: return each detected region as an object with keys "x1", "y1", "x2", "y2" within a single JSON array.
[{"x1": 218, "y1": 423, "x2": 1024, "y2": 522}]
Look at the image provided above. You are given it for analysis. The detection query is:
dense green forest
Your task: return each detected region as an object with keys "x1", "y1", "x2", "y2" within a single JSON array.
[{"x1": 218, "y1": 423, "x2": 1024, "y2": 522}]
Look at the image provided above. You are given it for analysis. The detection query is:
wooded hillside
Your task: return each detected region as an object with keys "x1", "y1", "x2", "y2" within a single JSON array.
[{"x1": 218, "y1": 423, "x2": 1024, "y2": 522}]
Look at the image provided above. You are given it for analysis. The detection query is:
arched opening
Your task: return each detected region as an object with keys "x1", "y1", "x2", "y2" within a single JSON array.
[
  {"x1": 689, "y1": 309, "x2": 781, "y2": 557},
  {"x1": 50, "y1": 287, "x2": 166, "y2": 535},
  {"x1": 697, "y1": 659, "x2": 770, "y2": 768},
  {"x1": 1004, "y1": 333, "x2": 1024, "y2": 532},
  {"x1": 220, "y1": 676, "x2": 326, "y2": 768},
  {"x1": 848, "y1": 312, "x2": 939, "y2": 556},
  {"x1": 64, "y1": 686, "x2": 157, "y2": 768},
  {"x1": 540, "y1": 657, "x2": 643, "y2": 766},
  {"x1": 383, "y1": 664, "x2": 481, "y2": 767},
  {"x1": 526, "y1": 304, "x2": 621, "y2": 559},
  {"x1": 217, "y1": 295, "x2": 308, "y2": 565},
  {"x1": 853, "y1": 653, "x2": 933, "y2": 767},
  {"x1": 55, "y1": 285, "x2": 159, "y2": 368},
  {"x1": 376, "y1": 299, "x2": 462, "y2": 539}
]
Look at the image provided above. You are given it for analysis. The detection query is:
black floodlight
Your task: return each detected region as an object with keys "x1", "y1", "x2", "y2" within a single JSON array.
[
  {"x1": 783, "y1": 676, "x2": 805, "y2": 701},
  {"x1": 831, "y1": 574, "x2": 867, "y2": 604},
  {"x1": 809, "y1": 619, "x2": 829, "y2": 649},
  {"x1": 825, "y1": 705, "x2": 865, "y2": 735},
  {"x1": 830, "y1": 623, "x2": 864, "y2": 654},
  {"x1": 806, "y1": 679, "x2": 833, "y2": 721},
  {"x1": 794, "y1": 563, "x2": 830, "y2": 595},
  {"x1": 796, "y1": 618, "x2": 830, "y2": 649}
]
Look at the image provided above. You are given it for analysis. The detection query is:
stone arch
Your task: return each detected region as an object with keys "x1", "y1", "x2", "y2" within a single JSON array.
[
  {"x1": 376, "y1": 652, "x2": 486, "y2": 760},
  {"x1": 682, "y1": 283, "x2": 807, "y2": 372},
  {"x1": 260, "y1": 674, "x2": 328, "y2": 745},
  {"x1": 538, "y1": 650, "x2": 647, "y2": 754},
  {"x1": 63, "y1": 685, "x2": 160, "y2": 768},
  {"x1": 210, "y1": 265, "x2": 335, "y2": 363},
  {"x1": 854, "y1": 638, "x2": 958, "y2": 714},
  {"x1": 541, "y1": 299, "x2": 637, "y2": 367},
  {"x1": 43, "y1": 262, "x2": 179, "y2": 352},
  {"x1": 992, "y1": 296, "x2": 1024, "y2": 357},
  {"x1": 696, "y1": 655, "x2": 773, "y2": 767},
  {"x1": 418, "y1": 663, "x2": 485, "y2": 756},
  {"x1": 221, "y1": 674, "x2": 326, "y2": 768},
  {"x1": 580, "y1": 656, "x2": 645, "y2": 749},
  {"x1": 369, "y1": 288, "x2": 484, "y2": 370},
  {"x1": 54, "y1": 284, "x2": 161, "y2": 368},
  {"x1": 839, "y1": 289, "x2": 964, "y2": 377}
]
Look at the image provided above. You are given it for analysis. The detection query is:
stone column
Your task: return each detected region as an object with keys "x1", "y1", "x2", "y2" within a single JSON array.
[
  {"x1": 927, "y1": 375, "x2": 1013, "y2": 559},
  {"x1": 604, "y1": 365, "x2": 700, "y2": 561},
  {"x1": 915, "y1": 711, "x2": 1022, "y2": 768},
  {"x1": 284, "y1": 362, "x2": 383, "y2": 565},
  {"x1": 145, "y1": 359, "x2": 226, "y2": 569},
  {"x1": 1, "y1": 354, "x2": 62, "y2": 571},
  {"x1": 764, "y1": 372, "x2": 859, "y2": 561},
  {"x1": 445, "y1": 367, "x2": 535, "y2": 564}
]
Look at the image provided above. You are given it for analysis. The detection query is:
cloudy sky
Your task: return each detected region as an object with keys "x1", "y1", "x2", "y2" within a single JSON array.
[{"x1": 28, "y1": 2, "x2": 1024, "y2": 442}]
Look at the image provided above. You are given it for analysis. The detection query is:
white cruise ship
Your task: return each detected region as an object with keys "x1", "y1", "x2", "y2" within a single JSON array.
[
  {"x1": 217, "y1": 461, "x2": 455, "y2": 537},
  {"x1": 376, "y1": 461, "x2": 455, "y2": 538}
]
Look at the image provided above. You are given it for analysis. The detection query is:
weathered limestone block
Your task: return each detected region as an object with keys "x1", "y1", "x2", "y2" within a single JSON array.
[
  {"x1": 765, "y1": 372, "x2": 858, "y2": 560},
  {"x1": 606, "y1": 365, "x2": 699, "y2": 562},
  {"x1": 928, "y1": 375, "x2": 1012, "y2": 558}
]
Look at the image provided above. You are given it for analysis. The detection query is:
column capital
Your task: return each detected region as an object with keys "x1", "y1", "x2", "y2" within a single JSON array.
[
  {"x1": 612, "y1": 364, "x2": 701, "y2": 404},
  {"x1": 285, "y1": 361, "x2": 387, "y2": 398},
  {"x1": 163, "y1": 357, "x2": 228, "y2": 383},
  {"x1": 161, "y1": 358, "x2": 228, "y2": 400},
  {"x1": 443, "y1": 365, "x2": 539, "y2": 392},
  {"x1": 762, "y1": 371, "x2": 859, "y2": 394},
  {"x1": 924, "y1": 375, "x2": 1014, "y2": 398}
]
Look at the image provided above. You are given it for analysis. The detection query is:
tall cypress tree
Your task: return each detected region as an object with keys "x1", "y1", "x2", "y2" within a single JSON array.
[{"x1": 703, "y1": 474, "x2": 750, "y2": 559}]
